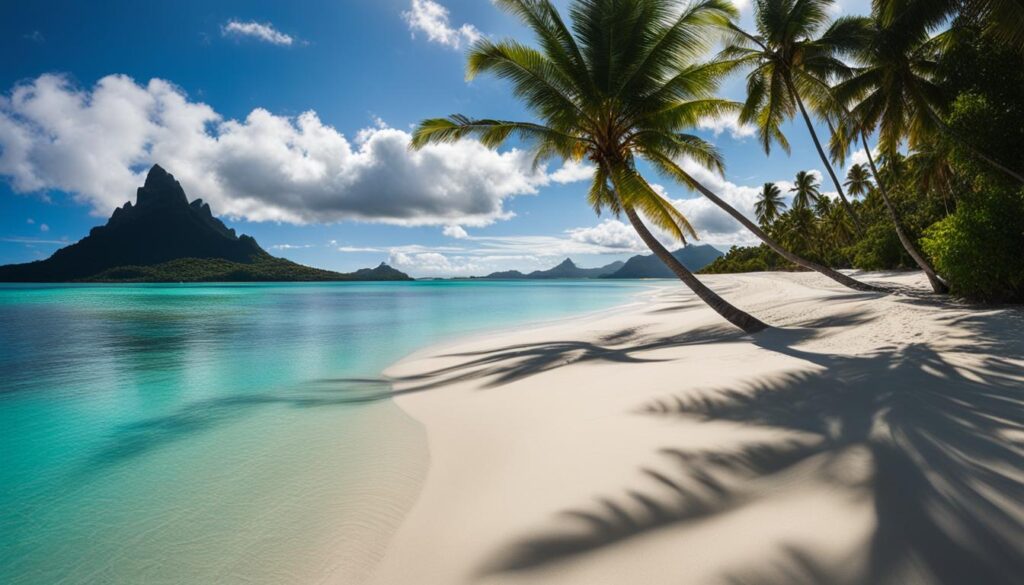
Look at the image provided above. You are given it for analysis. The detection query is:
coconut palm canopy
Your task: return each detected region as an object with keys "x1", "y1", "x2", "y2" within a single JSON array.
[
  {"x1": 789, "y1": 170, "x2": 821, "y2": 209},
  {"x1": 413, "y1": 0, "x2": 802, "y2": 332},
  {"x1": 844, "y1": 163, "x2": 872, "y2": 197},
  {"x1": 413, "y1": 0, "x2": 746, "y2": 245},
  {"x1": 754, "y1": 182, "x2": 786, "y2": 224}
]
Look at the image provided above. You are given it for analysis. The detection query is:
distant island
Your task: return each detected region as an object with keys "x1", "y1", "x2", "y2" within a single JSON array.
[
  {"x1": 473, "y1": 245, "x2": 723, "y2": 280},
  {"x1": 0, "y1": 165, "x2": 411, "y2": 283}
]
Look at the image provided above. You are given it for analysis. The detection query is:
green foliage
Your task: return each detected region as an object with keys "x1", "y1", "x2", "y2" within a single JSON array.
[
  {"x1": 850, "y1": 222, "x2": 908, "y2": 270},
  {"x1": 700, "y1": 245, "x2": 785, "y2": 274},
  {"x1": 917, "y1": 27, "x2": 1024, "y2": 301},
  {"x1": 922, "y1": 182, "x2": 1024, "y2": 302}
]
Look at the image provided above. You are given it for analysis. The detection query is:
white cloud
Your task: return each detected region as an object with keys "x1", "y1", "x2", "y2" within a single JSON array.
[
  {"x1": 442, "y1": 225, "x2": 469, "y2": 239},
  {"x1": 0, "y1": 74, "x2": 591, "y2": 228},
  {"x1": 38, "y1": 223, "x2": 49, "y2": 232},
  {"x1": 567, "y1": 219, "x2": 645, "y2": 251},
  {"x1": 697, "y1": 112, "x2": 756, "y2": 139},
  {"x1": 402, "y1": 0, "x2": 482, "y2": 49},
  {"x1": 222, "y1": 20, "x2": 294, "y2": 46},
  {"x1": 26, "y1": 218, "x2": 35, "y2": 224},
  {"x1": 336, "y1": 246, "x2": 386, "y2": 253},
  {"x1": 848, "y1": 147, "x2": 877, "y2": 169},
  {"x1": 549, "y1": 160, "x2": 595, "y2": 184},
  {"x1": 269, "y1": 243, "x2": 314, "y2": 250}
]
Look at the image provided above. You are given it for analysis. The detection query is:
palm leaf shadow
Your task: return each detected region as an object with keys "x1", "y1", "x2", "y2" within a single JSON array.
[{"x1": 482, "y1": 331, "x2": 1024, "y2": 585}]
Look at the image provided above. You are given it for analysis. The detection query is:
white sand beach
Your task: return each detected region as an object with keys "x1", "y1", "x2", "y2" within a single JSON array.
[{"x1": 369, "y1": 271, "x2": 1024, "y2": 585}]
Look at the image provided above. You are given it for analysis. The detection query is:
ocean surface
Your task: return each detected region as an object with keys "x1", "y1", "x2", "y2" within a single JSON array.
[{"x1": 0, "y1": 280, "x2": 657, "y2": 584}]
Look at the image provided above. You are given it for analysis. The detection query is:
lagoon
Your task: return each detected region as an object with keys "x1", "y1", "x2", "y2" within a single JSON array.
[{"x1": 0, "y1": 280, "x2": 656, "y2": 584}]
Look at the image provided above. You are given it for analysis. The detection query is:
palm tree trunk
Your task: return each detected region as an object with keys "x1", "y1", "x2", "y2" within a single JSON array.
[
  {"x1": 789, "y1": 82, "x2": 866, "y2": 234},
  {"x1": 687, "y1": 177, "x2": 889, "y2": 293},
  {"x1": 859, "y1": 133, "x2": 949, "y2": 294},
  {"x1": 621, "y1": 206, "x2": 768, "y2": 333}
]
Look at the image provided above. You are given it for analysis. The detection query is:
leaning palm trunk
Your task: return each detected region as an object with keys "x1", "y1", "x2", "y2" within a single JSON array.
[
  {"x1": 789, "y1": 81, "x2": 866, "y2": 234},
  {"x1": 687, "y1": 177, "x2": 887, "y2": 293},
  {"x1": 811, "y1": 73, "x2": 948, "y2": 294},
  {"x1": 621, "y1": 205, "x2": 768, "y2": 333},
  {"x1": 859, "y1": 132, "x2": 949, "y2": 293}
]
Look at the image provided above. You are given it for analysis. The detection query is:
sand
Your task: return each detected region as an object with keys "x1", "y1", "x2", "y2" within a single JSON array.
[{"x1": 368, "y1": 271, "x2": 1024, "y2": 585}]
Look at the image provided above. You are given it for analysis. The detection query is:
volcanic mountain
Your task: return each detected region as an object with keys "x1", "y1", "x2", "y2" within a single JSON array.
[{"x1": 0, "y1": 165, "x2": 411, "y2": 283}]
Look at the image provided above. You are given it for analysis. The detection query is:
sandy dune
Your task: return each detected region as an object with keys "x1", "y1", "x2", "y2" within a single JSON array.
[{"x1": 369, "y1": 271, "x2": 1024, "y2": 585}]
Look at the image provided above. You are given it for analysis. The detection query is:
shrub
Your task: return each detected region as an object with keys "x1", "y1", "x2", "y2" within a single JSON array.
[
  {"x1": 851, "y1": 222, "x2": 909, "y2": 271},
  {"x1": 922, "y1": 182, "x2": 1024, "y2": 302}
]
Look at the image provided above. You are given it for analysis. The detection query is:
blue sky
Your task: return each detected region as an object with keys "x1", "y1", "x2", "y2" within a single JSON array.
[{"x1": 0, "y1": 0, "x2": 872, "y2": 277}]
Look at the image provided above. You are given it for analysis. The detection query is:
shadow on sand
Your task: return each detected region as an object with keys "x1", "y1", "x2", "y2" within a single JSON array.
[{"x1": 475, "y1": 306, "x2": 1024, "y2": 584}]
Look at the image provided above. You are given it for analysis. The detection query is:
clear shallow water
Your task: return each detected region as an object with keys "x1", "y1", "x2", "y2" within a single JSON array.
[{"x1": 0, "y1": 280, "x2": 655, "y2": 584}]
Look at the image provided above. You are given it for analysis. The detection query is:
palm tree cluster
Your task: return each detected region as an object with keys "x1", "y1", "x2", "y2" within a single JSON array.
[{"x1": 413, "y1": 0, "x2": 1024, "y2": 331}]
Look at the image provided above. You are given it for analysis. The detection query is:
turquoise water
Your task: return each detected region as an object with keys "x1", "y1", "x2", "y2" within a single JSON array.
[{"x1": 0, "y1": 280, "x2": 654, "y2": 584}]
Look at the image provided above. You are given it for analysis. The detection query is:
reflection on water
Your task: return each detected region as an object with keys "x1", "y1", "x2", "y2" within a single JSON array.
[{"x1": 0, "y1": 280, "x2": 652, "y2": 584}]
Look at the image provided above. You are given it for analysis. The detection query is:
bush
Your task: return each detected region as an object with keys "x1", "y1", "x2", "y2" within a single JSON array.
[
  {"x1": 851, "y1": 222, "x2": 910, "y2": 271},
  {"x1": 922, "y1": 182, "x2": 1024, "y2": 302}
]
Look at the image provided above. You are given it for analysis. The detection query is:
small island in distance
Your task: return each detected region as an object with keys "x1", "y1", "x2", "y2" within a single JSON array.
[
  {"x1": 471, "y1": 245, "x2": 723, "y2": 280},
  {"x1": 0, "y1": 165, "x2": 412, "y2": 283}
]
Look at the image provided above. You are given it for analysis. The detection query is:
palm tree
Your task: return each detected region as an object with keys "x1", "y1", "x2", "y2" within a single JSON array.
[
  {"x1": 831, "y1": 16, "x2": 954, "y2": 292},
  {"x1": 722, "y1": 0, "x2": 867, "y2": 233},
  {"x1": 754, "y1": 182, "x2": 786, "y2": 225},
  {"x1": 789, "y1": 170, "x2": 821, "y2": 210},
  {"x1": 412, "y1": 0, "x2": 768, "y2": 333},
  {"x1": 844, "y1": 163, "x2": 872, "y2": 198},
  {"x1": 875, "y1": 0, "x2": 1024, "y2": 54},
  {"x1": 834, "y1": 16, "x2": 1023, "y2": 185},
  {"x1": 822, "y1": 201, "x2": 855, "y2": 248}
]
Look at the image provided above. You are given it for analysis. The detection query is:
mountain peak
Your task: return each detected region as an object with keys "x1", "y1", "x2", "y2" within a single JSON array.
[
  {"x1": 0, "y1": 164, "x2": 413, "y2": 283},
  {"x1": 555, "y1": 258, "x2": 577, "y2": 268},
  {"x1": 137, "y1": 164, "x2": 188, "y2": 207}
]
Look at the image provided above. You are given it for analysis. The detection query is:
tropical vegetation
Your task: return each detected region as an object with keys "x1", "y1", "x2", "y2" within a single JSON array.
[{"x1": 416, "y1": 0, "x2": 1024, "y2": 331}]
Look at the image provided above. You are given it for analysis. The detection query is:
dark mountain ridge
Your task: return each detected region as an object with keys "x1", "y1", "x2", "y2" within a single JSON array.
[
  {"x1": 474, "y1": 246, "x2": 722, "y2": 280},
  {"x1": 602, "y1": 244, "x2": 723, "y2": 278},
  {"x1": 0, "y1": 165, "x2": 410, "y2": 283},
  {"x1": 478, "y1": 258, "x2": 624, "y2": 280}
]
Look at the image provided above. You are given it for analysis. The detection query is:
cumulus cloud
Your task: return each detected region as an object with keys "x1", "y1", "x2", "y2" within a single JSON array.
[
  {"x1": 0, "y1": 74, "x2": 590, "y2": 227},
  {"x1": 403, "y1": 0, "x2": 482, "y2": 49},
  {"x1": 567, "y1": 219, "x2": 645, "y2": 251},
  {"x1": 222, "y1": 20, "x2": 294, "y2": 46},
  {"x1": 549, "y1": 160, "x2": 595, "y2": 184},
  {"x1": 442, "y1": 225, "x2": 469, "y2": 239},
  {"x1": 847, "y1": 147, "x2": 878, "y2": 169},
  {"x1": 39, "y1": 223, "x2": 49, "y2": 232},
  {"x1": 697, "y1": 112, "x2": 756, "y2": 139}
]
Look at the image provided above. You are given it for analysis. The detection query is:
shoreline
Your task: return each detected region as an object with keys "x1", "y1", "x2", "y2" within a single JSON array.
[{"x1": 368, "y1": 271, "x2": 1024, "y2": 585}]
